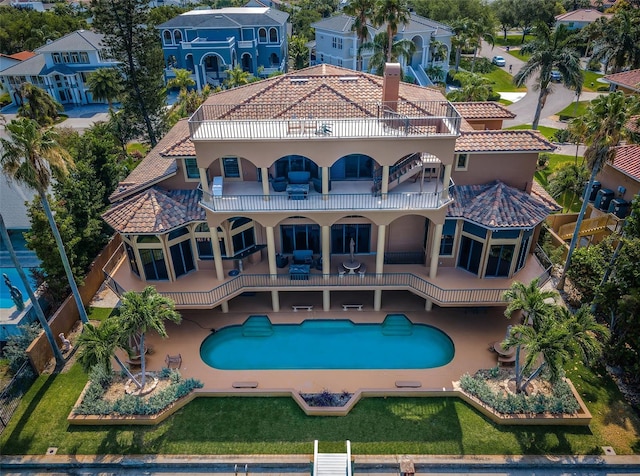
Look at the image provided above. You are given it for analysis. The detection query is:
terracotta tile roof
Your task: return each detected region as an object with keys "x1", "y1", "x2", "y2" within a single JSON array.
[
  {"x1": 452, "y1": 102, "x2": 516, "y2": 120},
  {"x1": 109, "y1": 120, "x2": 190, "y2": 203},
  {"x1": 102, "y1": 188, "x2": 205, "y2": 234},
  {"x1": 610, "y1": 144, "x2": 640, "y2": 182},
  {"x1": 555, "y1": 9, "x2": 610, "y2": 22},
  {"x1": 604, "y1": 69, "x2": 640, "y2": 92},
  {"x1": 448, "y1": 181, "x2": 552, "y2": 228},
  {"x1": 7, "y1": 51, "x2": 35, "y2": 61},
  {"x1": 531, "y1": 181, "x2": 562, "y2": 212},
  {"x1": 626, "y1": 115, "x2": 640, "y2": 135},
  {"x1": 161, "y1": 135, "x2": 196, "y2": 157},
  {"x1": 455, "y1": 130, "x2": 555, "y2": 153}
]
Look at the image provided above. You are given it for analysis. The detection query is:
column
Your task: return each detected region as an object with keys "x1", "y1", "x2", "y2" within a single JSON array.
[
  {"x1": 323, "y1": 289, "x2": 330, "y2": 311},
  {"x1": 374, "y1": 224, "x2": 386, "y2": 311},
  {"x1": 322, "y1": 167, "x2": 329, "y2": 199},
  {"x1": 322, "y1": 225, "x2": 330, "y2": 276},
  {"x1": 261, "y1": 167, "x2": 270, "y2": 198},
  {"x1": 430, "y1": 223, "x2": 443, "y2": 279},
  {"x1": 271, "y1": 290, "x2": 280, "y2": 312},
  {"x1": 209, "y1": 226, "x2": 225, "y2": 281},
  {"x1": 381, "y1": 166, "x2": 389, "y2": 199},
  {"x1": 199, "y1": 167, "x2": 209, "y2": 193},
  {"x1": 266, "y1": 226, "x2": 277, "y2": 276},
  {"x1": 442, "y1": 164, "x2": 452, "y2": 200}
]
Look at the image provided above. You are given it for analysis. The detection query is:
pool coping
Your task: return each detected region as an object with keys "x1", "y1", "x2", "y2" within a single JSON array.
[{"x1": 67, "y1": 378, "x2": 592, "y2": 426}]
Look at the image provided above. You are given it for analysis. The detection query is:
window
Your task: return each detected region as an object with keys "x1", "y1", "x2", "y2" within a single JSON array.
[
  {"x1": 80, "y1": 52, "x2": 89, "y2": 63},
  {"x1": 170, "y1": 240, "x2": 195, "y2": 277},
  {"x1": 163, "y1": 30, "x2": 173, "y2": 45},
  {"x1": 222, "y1": 157, "x2": 240, "y2": 178},
  {"x1": 269, "y1": 27, "x2": 278, "y2": 43},
  {"x1": 167, "y1": 55, "x2": 177, "y2": 68},
  {"x1": 53, "y1": 53, "x2": 61, "y2": 64},
  {"x1": 194, "y1": 222, "x2": 213, "y2": 260},
  {"x1": 455, "y1": 153, "x2": 468, "y2": 171},
  {"x1": 515, "y1": 229, "x2": 533, "y2": 272},
  {"x1": 457, "y1": 236, "x2": 483, "y2": 275},
  {"x1": 275, "y1": 155, "x2": 318, "y2": 178},
  {"x1": 125, "y1": 243, "x2": 139, "y2": 277},
  {"x1": 332, "y1": 37, "x2": 343, "y2": 50},
  {"x1": 174, "y1": 30, "x2": 182, "y2": 43},
  {"x1": 281, "y1": 224, "x2": 321, "y2": 254},
  {"x1": 71, "y1": 52, "x2": 79, "y2": 63},
  {"x1": 485, "y1": 244, "x2": 515, "y2": 277},
  {"x1": 139, "y1": 248, "x2": 168, "y2": 281},
  {"x1": 439, "y1": 219, "x2": 457, "y2": 256},
  {"x1": 184, "y1": 158, "x2": 199, "y2": 180},
  {"x1": 258, "y1": 28, "x2": 267, "y2": 43},
  {"x1": 331, "y1": 224, "x2": 371, "y2": 254}
]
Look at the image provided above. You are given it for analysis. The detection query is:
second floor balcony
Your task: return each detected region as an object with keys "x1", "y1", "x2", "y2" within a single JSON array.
[{"x1": 200, "y1": 177, "x2": 454, "y2": 213}]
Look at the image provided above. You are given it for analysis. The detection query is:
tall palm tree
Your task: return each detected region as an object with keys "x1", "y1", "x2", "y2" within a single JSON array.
[
  {"x1": 503, "y1": 278, "x2": 558, "y2": 391},
  {"x1": 450, "y1": 18, "x2": 475, "y2": 72},
  {"x1": 548, "y1": 163, "x2": 589, "y2": 212},
  {"x1": 447, "y1": 72, "x2": 494, "y2": 102},
  {"x1": 590, "y1": 6, "x2": 640, "y2": 74},
  {"x1": 360, "y1": 32, "x2": 415, "y2": 76},
  {"x1": 558, "y1": 92, "x2": 640, "y2": 289},
  {"x1": 0, "y1": 214, "x2": 64, "y2": 366},
  {"x1": 373, "y1": 0, "x2": 411, "y2": 62},
  {"x1": 118, "y1": 286, "x2": 181, "y2": 387},
  {"x1": 76, "y1": 320, "x2": 142, "y2": 388},
  {"x1": 513, "y1": 23, "x2": 583, "y2": 130},
  {"x1": 289, "y1": 35, "x2": 310, "y2": 70},
  {"x1": 17, "y1": 83, "x2": 63, "y2": 127},
  {"x1": 468, "y1": 19, "x2": 495, "y2": 73},
  {"x1": 224, "y1": 66, "x2": 252, "y2": 89},
  {"x1": 344, "y1": 0, "x2": 374, "y2": 71},
  {"x1": 0, "y1": 118, "x2": 89, "y2": 324},
  {"x1": 166, "y1": 68, "x2": 196, "y2": 94},
  {"x1": 87, "y1": 68, "x2": 122, "y2": 110}
]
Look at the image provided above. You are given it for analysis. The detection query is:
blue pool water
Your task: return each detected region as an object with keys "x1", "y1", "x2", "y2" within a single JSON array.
[
  {"x1": 200, "y1": 315, "x2": 455, "y2": 370},
  {"x1": 0, "y1": 267, "x2": 37, "y2": 309}
]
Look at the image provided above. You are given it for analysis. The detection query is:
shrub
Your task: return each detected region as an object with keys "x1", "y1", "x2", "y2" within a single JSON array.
[
  {"x1": 553, "y1": 129, "x2": 571, "y2": 143},
  {"x1": 2, "y1": 323, "x2": 40, "y2": 374},
  {"x1": 586, "y1": 58, "x2": 601, "y2": 72}
]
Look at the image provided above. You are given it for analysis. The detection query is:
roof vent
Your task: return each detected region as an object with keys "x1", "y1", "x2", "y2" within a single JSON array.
[
  {"x1": 290, "y1": 78, "x2": 309, "y2": 84},
  {"x1": 339, "y1": 76, "x2": 358, "y2": 82}
]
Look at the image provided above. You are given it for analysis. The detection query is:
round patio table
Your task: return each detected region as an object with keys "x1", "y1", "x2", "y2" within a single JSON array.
[
  {"x1": 493, "y1": 341, "x2": 515, "y2": 356},
  {"x1": 342, "y1": 260, "x2": 361, "y2": 274}
]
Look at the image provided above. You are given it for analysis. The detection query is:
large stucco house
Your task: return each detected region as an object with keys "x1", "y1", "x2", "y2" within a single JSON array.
[
  {"x1": 157, "y1": 7, "x2": 290, "y2": 90},
  {"x1": 0, "y1": 30, "x2": 118, "y2": 107},
  {"x1": 101, "y1": 64, "x2": 557, "y2": 314},
  {"x1": 311, "y1": 13, "x2": 452, "y2": 85}
]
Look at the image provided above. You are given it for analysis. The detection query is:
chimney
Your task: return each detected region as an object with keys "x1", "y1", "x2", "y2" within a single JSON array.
[{"x1": 382, "y1": 63, "x2": 401, "y2": 111}]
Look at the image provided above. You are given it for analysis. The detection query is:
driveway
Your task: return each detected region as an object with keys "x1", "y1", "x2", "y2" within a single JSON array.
[{"x1": 476, "y1": 40, "x2": 603, "y2": 129}]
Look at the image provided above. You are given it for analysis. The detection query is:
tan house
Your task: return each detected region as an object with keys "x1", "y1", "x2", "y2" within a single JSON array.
[
  {"x1": 604, "y1": 69, "x2": 640, "y2": 94},
  {"x1": 102, "y1": 64, "x2": 556, "y2": 314}
]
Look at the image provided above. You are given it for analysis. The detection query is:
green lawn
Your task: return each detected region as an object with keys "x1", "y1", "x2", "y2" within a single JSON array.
[
  {"x1": 534, "y1": 153, "x2": 583, "y2": 212},
  {"x1": 582, "y1": 70, "x2": 605, "y2": 93},
  {"x1": 127, "y1": 142, "x2": 150, "y2": 156},
  {"x1": 505, "y1": 124, "x2": 560, "y2": 142},
  {"x1": 485, "y1": 68, "x2": 526, "y2": 93},
  {"x1": 494, "y1": 34, "x2": 534, "y2": 47},
  {"x1": 557, "y1": 100, "x2": 593, "y2": 121},
  {"x1": 1, "y1": 360, "x2": 638, "y2": 456},
  {"x1": 87, "y1": 306, "x2": 118, "y2": 322}
]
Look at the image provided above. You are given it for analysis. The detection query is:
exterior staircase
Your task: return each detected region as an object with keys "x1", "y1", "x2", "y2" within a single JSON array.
[
  {"x1": 313, "y1": 440, "x2": 352, "y2": 476},
  {"x1": 372, "y1": 153, "x2": 425, "y2": 195},
  {"x1": 558, "y1": 215, "x2": 612, "y2": 241}
]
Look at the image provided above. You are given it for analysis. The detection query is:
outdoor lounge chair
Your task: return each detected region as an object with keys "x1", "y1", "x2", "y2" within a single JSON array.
[{"x1": 165, "y1": 353, "x2": 182, "y2": 369}]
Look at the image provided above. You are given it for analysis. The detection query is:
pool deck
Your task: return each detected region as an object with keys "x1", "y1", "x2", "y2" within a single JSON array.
[{"x1": 135, "y1": 291, "x2": 513, "y2": 394}]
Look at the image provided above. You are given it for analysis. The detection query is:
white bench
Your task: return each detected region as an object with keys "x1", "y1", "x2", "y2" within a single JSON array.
[
  {"x1": 395, "y1": 380, "x2": 422, "y2": 388},
  {"x1": 342, "y1": 304, "x2": 363, "y2": 311},
  {"x1": 232, "y1": 381, "x2": 259, "y2": 388},
  {"x1": 292, "y1": 305, "x2": 314, "y2": 311}
]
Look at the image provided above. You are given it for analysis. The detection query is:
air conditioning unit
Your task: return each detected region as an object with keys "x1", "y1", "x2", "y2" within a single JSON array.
[
  {"x1": 594, "y1": 188, "x2": 614, "y2": 211},
  {"x1": 608, "y1": 198, "x2": 630, "y2": 218}
]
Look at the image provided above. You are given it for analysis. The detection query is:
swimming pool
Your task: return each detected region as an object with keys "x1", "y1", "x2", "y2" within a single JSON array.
[
  {"x1": 0, "y1": 267, "x2": 37, "y2": 309},
  {"x1": 200, "y1": 315, "x2": 455, "y2": 370}
]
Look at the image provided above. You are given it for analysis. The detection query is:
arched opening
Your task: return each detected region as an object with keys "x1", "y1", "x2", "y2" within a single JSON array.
[
  {"x1": 185, "y1": 54, "x2": 195, "y2": 73},
  {"x1": 269, "y1": 53, "x2": 279, "y2": 67},
  {"x1": 163, "y1": 30, "x2": 173, "y2": 45},
  {"x1": 330, "y1": 153, "x2": 374, "y2": 180},
  {"x1": 258, "y1": 28, "x2": 267, "y2": 43},
  {"x1": 411, "y1": 35, "x2": 423, "y2": 68},
  {"x1": 174, "y1": 30, "x2": 182, "y2": 43},
  {"x1": 269, "y1": 27, "x2": 278, "y2": 43},
  {"x1": 241, "y1": 53, "x2": 252, "y2": 73}
]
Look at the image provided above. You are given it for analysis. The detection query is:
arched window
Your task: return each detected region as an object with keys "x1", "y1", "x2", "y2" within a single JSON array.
[
  {"x1": 258, "y1": 28, "x2": 267, "y2": 43},
  {"x1": 163, "y1": 30, "x2": 173, "y2": 45},
  {"x1": 174, "y1": 30, "x2": 182, "y2": 43},
  {"x1": 167, "y1": 55, "x2": 177, "y2": 68},
  {"x1": 185, "y1": 54, "x2": 195, "y2": 73},
  {"x1": 269, "y1": 28, "x2": 278, "y2": 43},
  {"x1": 269, "y1": 53, "x2": 279, "y2": 67}
]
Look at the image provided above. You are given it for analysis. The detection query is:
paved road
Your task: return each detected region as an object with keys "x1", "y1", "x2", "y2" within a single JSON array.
[{"x1": 476, "y1": 41, "x2": 603, "y2": 129}]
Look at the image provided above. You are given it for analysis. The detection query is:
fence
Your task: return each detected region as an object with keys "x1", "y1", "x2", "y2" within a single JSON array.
[{"x1": 0, "y1": 361, "x2": 36, "y2": 434}]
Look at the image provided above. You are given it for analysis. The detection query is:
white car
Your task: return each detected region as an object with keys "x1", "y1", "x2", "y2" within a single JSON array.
[{"x1": 492, "y1": 56, "x2": 506, "y2": 67}]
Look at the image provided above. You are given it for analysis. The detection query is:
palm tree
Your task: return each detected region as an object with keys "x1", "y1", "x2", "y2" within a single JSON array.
[
  {"x1": 224, "y1": 66, "x2": 252, "y2": 89},
  {"x1": 468, "y1": 19, "x2": 495, "y2": 73},
  {"x1": 87, "y1": 68, "x2": 122, "y2": 110},
  {"x1": 0, "y1": 213, "x2": 64, "y2": 366},
  {"x1": 451, "y1": 18, "x2": 476, "y2": 72},
  {"x1": 118, "y1": 286, "x2": 181, "y2": 388},
  {"x1": 17, "y1": 83, "x2": 63, "y2": 127},
  {"x1": 590, "y1": 6, "x2": 640, "y2": 74},
  {"x1": 360, "y1": 32, "x2": 415, "y2": 76},
  {"x1": 513, "y1": 23, "x2": 583, "y2": 130},
  {"x1": 344, "y1": 0, "x2": 374, "y2": 71},
  {"x1": 373, "y1": 0, "x2": 411, "y2": 62},
  {"x1": 166, "y1": 68, "x2": 196, "y2": 94},
  {"x1": 446, "y1": 72, "x2": 494, "y2": 102},
  {"x1": 558, "y1": 92, "x2": 640, "y2": 289},
  {"x1": 0, "y1": 118, "x2": 89, "y2": 325},
  {"x1": 76, "y1": 320, "x2": 142, "y2": 388},
  {"x1": 548, "y1": 163, "x2": 589, "y2": 212},
  {"x1": 289, "y1": 35, "x2": 310, "y2": 70},
  {"x1": 503, "y1": 278, "x2": 558, "y2": 391}
]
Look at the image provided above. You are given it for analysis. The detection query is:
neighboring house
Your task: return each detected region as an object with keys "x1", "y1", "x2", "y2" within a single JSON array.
[
  {"x1": 311, "y1": 12, "x2": 452, "y2": 84},
  {"x1": 0, "y1": 30, "x2": 118, "y2": 107},
  {"x1": 555, "y1": 9, "x2": 611, "y2": 30},
  {"x1": 0, "y1": 51, "x2": 35, "y2": 74},
  {"x1": 101, "y1": 64, "x2": 557, "y2": 314},
  {"x1": 157, "y1": 7, "x2": 290, "y2": 90},
  {"x1": 594, "y1": 144, "x2": 640, "y2": 215},
  {"x1": 603, "y1": 68, "x2": 640, "y2": 94}
]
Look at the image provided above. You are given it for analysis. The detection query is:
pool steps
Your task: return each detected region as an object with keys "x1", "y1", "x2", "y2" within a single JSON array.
[
  {"x1": 381, "y1": 314, "x2": 413, "y2": 336},
  {"x1": 242, "y1": 315, "x2": 273, "y2": 337}
]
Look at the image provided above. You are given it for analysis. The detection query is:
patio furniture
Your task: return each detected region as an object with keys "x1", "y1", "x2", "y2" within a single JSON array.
[
  {"x1": 342, "y1": 259, "x2": 360, "y2": 274},
  {"x1": 289, "y1": 263, "x2": 310, "y2": 280},
  {"x1": 338, "y1": 267, "x2": 346, "y2": 277},
  {"x1": 312, "y1": 177, "x2": 331, "y2": 193},
  {"x1": 165, "y1": 353, "x2": 182, "y2": 369},
  {"x1": 342, "y1": 304, "x2": 363, "y2": 311},
  {"x1": 292, "y1": 249, "x2": 313, "y2": 264},
  {"x1": 232, "y1": 381, "x2": 258, "y2": 388},
  {"x1": 271, "y1": 176, "x2": 288, "y2": 192},
  {"x1": 286, "y1": 183, "x2": 309, "y2": 200},
  {"x1": 358, "y1": 265, "x2": 367, "y2": 277},
  {"x1": 498, "y1": 354, "x2": 516, "y2": 366},
  {"x1": 276, "y1": 253, "x2": 289, "y2": 268},
  {"x1": 287, "y1": 171, "x2": 310, "y2": 184},
  {"x1": 292, "y1": 305, "x2": 314, "y2": 311}
]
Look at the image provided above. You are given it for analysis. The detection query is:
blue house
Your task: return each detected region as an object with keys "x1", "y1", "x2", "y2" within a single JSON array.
[
  {"x1": 158, "y1": 7, "x2": 290, "y2": 90},
  {"x1": 311, "y1": 12, "x2": 452, "y2": 85}
]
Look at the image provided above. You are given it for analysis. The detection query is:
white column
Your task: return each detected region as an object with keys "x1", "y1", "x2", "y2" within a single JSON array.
[
  {"x1": 323, "y1": 289, "x2": 330, "y2": 311},
  {"x1": 261, "y1": 167, "x2": 270, "y2": 198},
  {"x1": 322, "y1": 167, "x2": 329, "y2": 198},
  {"x1": 381, "y1": 165, "x2": 389, "y2": 199},
  {"x1": 322, "y1": 225, "x2": 330, "y2": 276},
  {"x1": 209, "y1": 226, "x2": 225, "y2": 282},
  {"x1": 430, "y1": 223, "x2": 443, "y2": 279},
  {"x1": 376, "y1": 224, "x2": 386, "y2": 275},
  {"x1": 266, "y1": 226, "x2": 277, "y2": 277},
  {"x1": 442, "y1": 164, "x2": 452, "y2": 200},
  {"x1": 271, "y1": 290, "x2": 280, "y2": 312},
  {"x1": 199, "y1": 167, "x2": 209, "y2": 193}
]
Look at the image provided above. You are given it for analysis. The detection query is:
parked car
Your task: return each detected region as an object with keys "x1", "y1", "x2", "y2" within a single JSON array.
[
  {"x1": 550, "y1": 70, "x2": 562, "y2": 82},
  {"x1": 492, "y1": 56, "x2": 506, "y2": 67}
]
